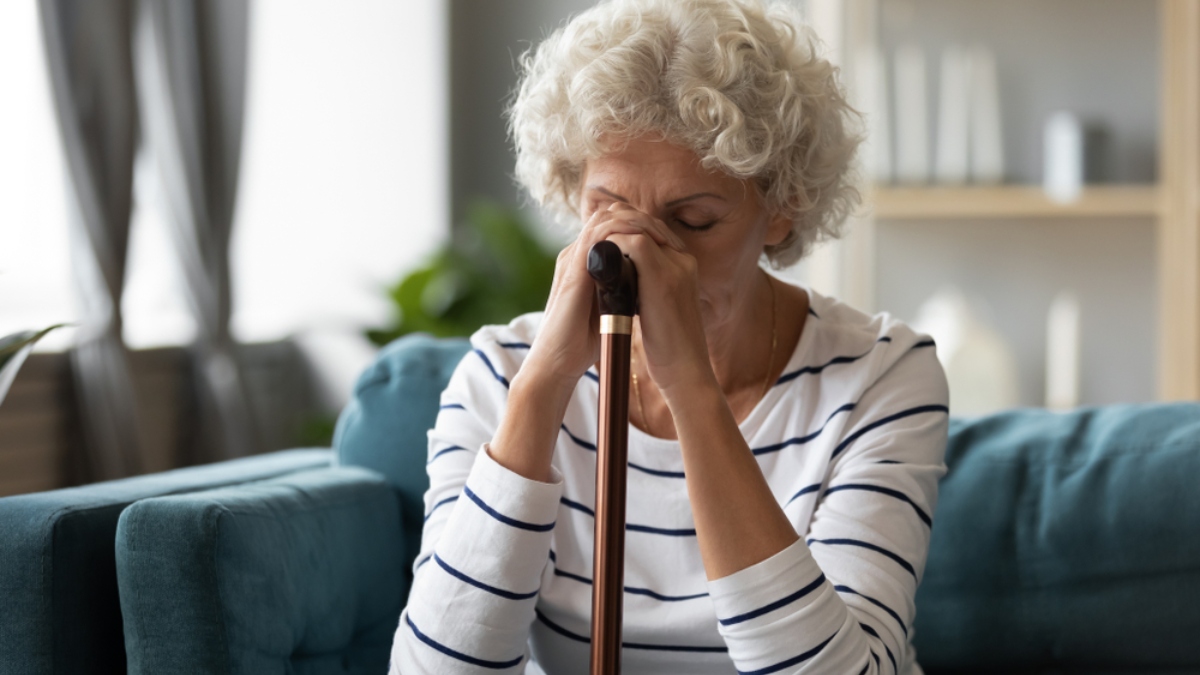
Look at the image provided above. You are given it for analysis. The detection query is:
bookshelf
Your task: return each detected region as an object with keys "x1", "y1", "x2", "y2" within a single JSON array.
[{"x1": 835, "y1": 0, "x2": 1200, "y2": 402}]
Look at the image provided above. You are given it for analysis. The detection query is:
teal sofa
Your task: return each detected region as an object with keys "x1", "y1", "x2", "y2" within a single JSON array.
[
  {"x1": 1, "y1": 334, "x2": 1198, "y2": 674},
  {"x1": 0, "y1": 449, "x2": 333, "y2": 675}
]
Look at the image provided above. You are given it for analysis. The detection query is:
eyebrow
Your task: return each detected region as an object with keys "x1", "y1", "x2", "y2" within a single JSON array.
[{"x1": 586, "y1": 185, "x2": 727, "y2": 208}]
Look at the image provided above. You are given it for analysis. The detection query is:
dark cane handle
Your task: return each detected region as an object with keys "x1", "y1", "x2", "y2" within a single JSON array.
[{"x1": 587, "y1": 241, "x2": 639, "y2": 317}]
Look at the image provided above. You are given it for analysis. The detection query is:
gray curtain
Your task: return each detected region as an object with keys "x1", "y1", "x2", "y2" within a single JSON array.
[
  {"x1": 40, "y1": 0, "x2": 256, "y2": 474},
  {"x1": 135, "y1": 0, "x2": 258, "y2": 460},
  {"x1": 39, "y1": 0, "x2": 145, "y2": 479}
]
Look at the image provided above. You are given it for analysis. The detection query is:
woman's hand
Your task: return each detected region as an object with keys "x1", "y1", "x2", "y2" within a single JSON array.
[
  {"x1": 494, "y1": 202, "x2": 687, "y2": 482},
  {"x1": 521, "y1": 202, "x2": 687, "y2": 391},
  {"x1": 599, "y1": 203, "x2": 717, "y2": 396}
]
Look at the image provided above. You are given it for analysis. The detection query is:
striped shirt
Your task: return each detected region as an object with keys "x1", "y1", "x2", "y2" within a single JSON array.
[{"x1": 390, "y1": 285, "x2": 949, "y2": 674}]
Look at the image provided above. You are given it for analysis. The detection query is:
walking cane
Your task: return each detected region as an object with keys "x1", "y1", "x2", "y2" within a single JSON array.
[{"x1": 586, "y1": 241, "x2": 638, "y2": 675}]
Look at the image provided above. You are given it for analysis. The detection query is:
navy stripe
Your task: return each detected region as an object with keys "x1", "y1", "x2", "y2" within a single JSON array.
[
  {"x1": 559, "y1": 496, "x2": 594, "y2": 517},
  {"x1": 784, "y1": 482, "x2": 822, "y2": 507},
  {"x1": 736, "y1": 630, "x2": 837, "y2": 675},
  {"x1": 876, "y1": 459, "x2": 903, "y2": 465},
  {"x1": 859, "y1": 623, "x2": 897, "y2": 673},
  {"x1": 559, "y1": 428, "x2": 687, "y2": 478},
  {"x1": 427, "y1": 445, "x2": 468, "y2": 465},
  {"x1": 560, "y1": 497, "x2": 694, "y2": 536},
  {"x1": 870, "y1": 650, "x2": 880, "y2": 669},
  {"x1": 624, "y1": 586, "x2": 709, "y2": 602},
  {"x1": 628, "y1": 461, "x2": 686, "y2": 478},
  {"x1": 831, "y1": 404, "x2": 949, "y2": 459},
  {"x1": 623, "y1": 640, "x2": 728, "y2": 653},
  {"x1": 584, "y1": 370, "x2": 600, "y2": 383},
  {"x1": 535, "y1": 609, "x2": 589, "y2": 643},
  {"x1": 560, "y1": 431, "x2": 692, "y2": 479},
  {"x1": 751, "y1": 403, "x2": 856, "y2": 455},
  {"x1": 809, "y1": 538, "x2": 916, "y2": 578},
  {"x1": 834, "y1": 584, "x2": 908, "y2": 637},
  {"x1": 809, "y1": 306, "x2": 820, "y2": 318},
  {"x1": 424, "y1": 495, "x2": 459, "y2": 522},
  {"x1": 627, "y1": 523, "x2": 697, "y2": 537},
  {"x1": 776, "y1": 337, "x2": 892, "y2": 386},
  {"x1": 473, "y1": 349, "x2": 510, "y2": 388},
  {"x1": 546, "y1": 553, "x2": 591, "y2": 585},
  {"x1": 535, "y1": 610, "x2": 727, "y2": 652},
  {"x1": 416, "y1": 553, "x2": 432, "y2": 569},
  {"x1": 439, "y1": 403, "x2": 466, "y2": 411},
  {"x1": 912, "y1": 339, "x2": 935, "y2": 349},
  {"x1": 434, "y1": 553, "x2": 538, "y2": 600},
  {"x1": 497, "y1": 341, "x2": 531, "y2": 349},
  {"x1": 547, "y1": 552, "x2": 707, "y2": 601},
  {"x1": 719, "y1": 573, "x2": 826, "y2": 626},
  {"x1": 406, "y1": 614, "x2": 523, "y2": 669},
  {"x1": 553, "y1": 567, "x2": 593, "y2": 585},
  {"x1": 560, "y1": 425, "x2": 597, "y2": 451},
  {"x1": 463, "y1": 485, "x2": 555, "y2": 532},
  {"x1": 859, "y1": 663, "x2": 871, "y2": 675},
  {"x1": 824, "y1": 483, "x2": 932, "y2": 526}
]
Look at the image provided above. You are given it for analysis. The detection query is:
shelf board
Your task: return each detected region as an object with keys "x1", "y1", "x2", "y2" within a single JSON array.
[{"x1": 871, "y1": 185, "x2": 1161, "y2": 220}]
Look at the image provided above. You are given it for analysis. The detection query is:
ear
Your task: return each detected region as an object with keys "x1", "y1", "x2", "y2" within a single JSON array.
[{"x1": 764, "y1": 212, "x2": 792, "y2": 246}]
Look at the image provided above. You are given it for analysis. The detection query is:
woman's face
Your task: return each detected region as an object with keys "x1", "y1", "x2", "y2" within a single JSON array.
[{"x1": 579, "y1": 137, "x2": 792, "y2": 331}]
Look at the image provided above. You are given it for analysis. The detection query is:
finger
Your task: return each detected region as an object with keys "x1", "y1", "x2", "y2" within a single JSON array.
[
  {"x1": 581, "y1": 200, "x2": 684, "y2": 252},
  {"x1": 605, "y1": 231, "x2": 674, "y2": 277},
  {"x1": 604, "y1": 203, "x2": 686, "y2": 251}
]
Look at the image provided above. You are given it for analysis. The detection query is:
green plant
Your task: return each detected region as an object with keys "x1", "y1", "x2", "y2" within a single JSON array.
[
  {"x1": 367, "y1": 200, "x2": 558, "y2": 345},
  {"x1": 0, "y1": 324, "x2": 67, "y2": 407},
  {"x1": 295, "y1": 412, "x2": 339, "y2": 448}
]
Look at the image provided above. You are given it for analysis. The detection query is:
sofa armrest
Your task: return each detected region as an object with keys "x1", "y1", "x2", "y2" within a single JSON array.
[
  {"x1": 0, "y1": 449, "x2": 331, "y2": 675},
  {"x1": 116, "y1": 466, "x2": 406, "y2": 675}
]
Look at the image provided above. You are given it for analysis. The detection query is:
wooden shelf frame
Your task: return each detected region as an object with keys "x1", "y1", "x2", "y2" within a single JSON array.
[
  {"x1": 1159, "y1": 0, "x2": 1200, "y2": 400},
  {"x1": 872, "y1": 185, "x2": 1161, "y2": 220}
]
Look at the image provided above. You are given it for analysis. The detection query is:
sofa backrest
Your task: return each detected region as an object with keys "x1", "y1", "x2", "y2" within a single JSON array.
[
  {"x1": 914, "y1": 403, "x2": 1200, "y2": 672},
  {"x1": 332, "y1": 334, "x2": 470, "y2": 576}
]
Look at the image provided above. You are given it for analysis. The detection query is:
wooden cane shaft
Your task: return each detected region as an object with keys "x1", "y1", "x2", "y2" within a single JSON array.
[{"x1": 591, "y1": 328, "x2": 630, "y2": 675}]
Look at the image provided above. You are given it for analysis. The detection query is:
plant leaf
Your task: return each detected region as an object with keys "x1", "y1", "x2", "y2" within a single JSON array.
[
  {"x1": 366, "y1": 200, "x2": 558, "y2": 345},
  {"x1": 0, "y1": 324, "x2": 68, "y2": 408}
]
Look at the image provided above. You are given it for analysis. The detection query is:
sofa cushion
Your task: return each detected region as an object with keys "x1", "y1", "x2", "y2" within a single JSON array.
[
  {"x1": 914, "y1": 403, "x2": 1200, "y2": 672},
  {"x1": 0, "y1": 449, "x2": 331, "y2": 675},
  {"x1": 333, "y1": 333, "x2": 470, "y2": 579},
  {"x1": 116, "y1": 466, "x2": 404, "y2": 675}
]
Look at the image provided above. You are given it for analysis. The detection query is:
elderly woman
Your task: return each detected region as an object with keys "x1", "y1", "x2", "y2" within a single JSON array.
[{"x1": 392, "y1": 0, "x2": 948, "y2": 673}]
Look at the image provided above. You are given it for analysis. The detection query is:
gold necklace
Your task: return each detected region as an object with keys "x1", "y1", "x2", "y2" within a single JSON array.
[{"x1": 631, "y1": 276, "x2": 777, "y2": 434}]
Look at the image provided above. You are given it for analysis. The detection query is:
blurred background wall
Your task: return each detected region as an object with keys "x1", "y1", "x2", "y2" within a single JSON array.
[{"x1": 1, "y1": 0, "x2": 1196, "y2": 495}]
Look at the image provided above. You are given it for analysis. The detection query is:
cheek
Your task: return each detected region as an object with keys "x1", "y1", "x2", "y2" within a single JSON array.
[{"x1": 690, "y1": 237, "x2": 758, "y2": 307}]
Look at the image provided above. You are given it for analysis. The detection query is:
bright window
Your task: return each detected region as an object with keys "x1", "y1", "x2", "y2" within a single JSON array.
[{"x1": 0, "y1": 0, "x2": 447, "y2": 350}]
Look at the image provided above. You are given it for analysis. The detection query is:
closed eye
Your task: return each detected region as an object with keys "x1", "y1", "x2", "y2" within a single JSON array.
[{"x1": 675, "y1": 218, "x2": 717, "y2": 232}]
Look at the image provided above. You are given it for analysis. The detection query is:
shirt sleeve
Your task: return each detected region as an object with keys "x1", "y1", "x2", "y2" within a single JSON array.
[
  {"x1": 706, "y1": 335, "x2": 949, "y2": 675},
  {"x1": 391, "y1": 339, "x2": 564, "y2": 674}
]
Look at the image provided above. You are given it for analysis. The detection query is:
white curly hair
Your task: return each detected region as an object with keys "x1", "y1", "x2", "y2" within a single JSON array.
[{"x1": 507, "y1": 0, "x2": 862, "y2": 267}]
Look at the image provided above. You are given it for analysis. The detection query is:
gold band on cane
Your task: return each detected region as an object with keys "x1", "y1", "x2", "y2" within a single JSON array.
[{"x1": 600, "y1": 315, "x2": 633, "y2": 335}]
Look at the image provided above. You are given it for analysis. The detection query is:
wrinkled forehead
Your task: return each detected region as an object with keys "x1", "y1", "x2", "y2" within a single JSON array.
[{"x1": 580, "y1": 136, "x2": 748, "y2": 205}]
